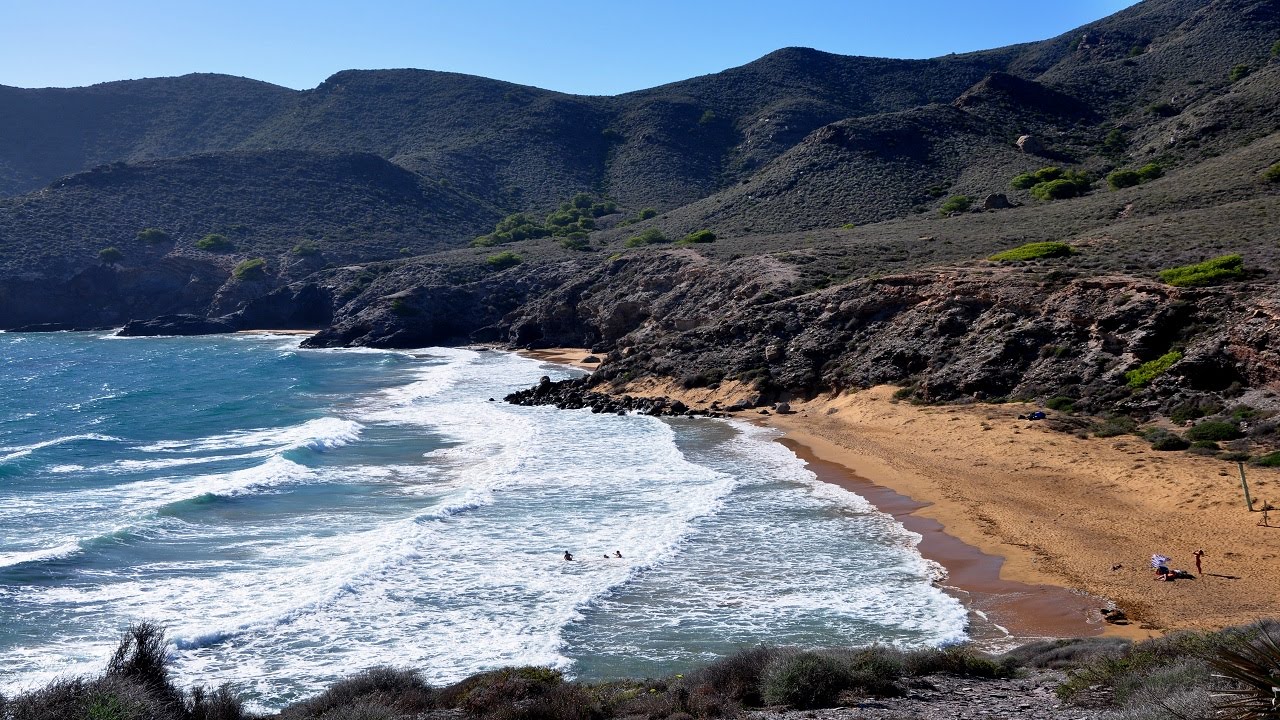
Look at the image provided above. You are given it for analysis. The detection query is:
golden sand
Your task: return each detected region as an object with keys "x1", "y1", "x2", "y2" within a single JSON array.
[{"x1": 519, "y1": 348, "x2": 1280, "y2": 634}]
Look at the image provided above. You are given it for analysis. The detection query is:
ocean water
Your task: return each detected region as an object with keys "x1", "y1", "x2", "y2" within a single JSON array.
[{"x1": 0, "y1": 332, "x2": 967, "y2": 709}]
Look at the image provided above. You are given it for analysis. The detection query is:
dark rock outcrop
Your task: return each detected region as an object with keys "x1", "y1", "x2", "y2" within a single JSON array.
[{"x1": 116, "y1": 314, "x2": 238, "y2": 337}]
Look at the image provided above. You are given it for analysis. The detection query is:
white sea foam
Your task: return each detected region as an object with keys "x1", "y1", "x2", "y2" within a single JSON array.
[
  {"x1": 0, "y1": 541, "x2": 83, "y2": 569},
  {"x1": 0, "y1": 433, "x2": 120, "y2": 463},
  {"x1": 137, "y1": 417, "x2": 362, "y2": 454}
]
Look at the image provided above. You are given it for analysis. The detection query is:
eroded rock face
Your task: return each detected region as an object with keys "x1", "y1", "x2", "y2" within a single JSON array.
[{"x1": 301, "y1": 250, "x2": 1275, "y2": 413}]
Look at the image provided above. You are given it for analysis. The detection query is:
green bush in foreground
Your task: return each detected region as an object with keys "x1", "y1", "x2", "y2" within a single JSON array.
[
  {"x1": 1158, "y1": 254, "x2": 1245, "y2": 287},
  {"x1": 231, "y1": 258, "x2": 267, "y2": 281},
  {"x1": 1229, "y1": 64, "x2": 1250, "y2": 83},
  {"x1": 1210, "y1": 624, "x2": 1280, "y2": 719},
  {"x1": 1126, "y1": 351, "x2": 1182, "y2": 388},
  {"x1": 485, "y1": 251, "x2": 523, "y2": 270},
  {"x1": 1272, "y1": 39, "x2": 1280, "y2": 57},
  {"x1": 989, "y1": 241, "x2": 1075, "y2": 262},
  {"x1": 98, "y1": 246, "x2": 124, "y2": 264},
  {"x1": 1263, "y1": 162, "x2": 1280, "y2": 184},
  {"x1": 195, "y1": 233, "x2": 234, "y2": 252}
]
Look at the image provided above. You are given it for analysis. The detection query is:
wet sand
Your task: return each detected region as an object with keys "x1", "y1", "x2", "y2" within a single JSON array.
[{"x1": 779, "y1": 438, "x2": 1107, "y2": 644}]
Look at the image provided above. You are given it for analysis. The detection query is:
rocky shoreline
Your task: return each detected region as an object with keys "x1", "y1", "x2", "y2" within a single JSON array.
[{"x1": 506, "y1": 374, "x2": 760, "y2": 418}]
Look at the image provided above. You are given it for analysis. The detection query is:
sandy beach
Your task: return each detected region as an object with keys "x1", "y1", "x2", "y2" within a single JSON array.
[{"x1": 521, "y1": 348, "x2": 1280, "y2": 637}]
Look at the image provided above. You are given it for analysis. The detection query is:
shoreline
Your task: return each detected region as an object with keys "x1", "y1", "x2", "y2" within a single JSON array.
[
  {"x1": 516, "y1": 347, "x2": 1280, "y2": 638},
  {"x1": 515, "y1": 348, "x2": 1126, "y2": 642},
  {"x1": 776, "y1": 437, "x2": 1107, "y2": 644}
]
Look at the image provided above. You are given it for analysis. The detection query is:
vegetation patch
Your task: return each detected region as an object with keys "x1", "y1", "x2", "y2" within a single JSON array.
[
  {"x1": 98, "y1": 246, "x2": 124, "y2": 264},
  {"x1": 618, "y1": 207, "x2": 658, "y2": 227},
  {"x1": 939, "y1": 195, "x2": 972, "y2": 214},
  {"x1": 231, "y1": 258, "x2": 267, "y2": 281},
  {"x1": 1262, "y1": 161, "x2": 1280, "y2": 183},
  {"x1": 485, "y1": 251, "x2": 523, "y2": 270},
  {"x1": 988, "y1": 241, "x2": 1075, "y2": 262},
  {"x1": 1092, "y1": 414, "x2": 1137, "y2": 437},
  {"x1": 195, "y1": 233, "x2": 235, "y2": 252},
  {"x1": 677, "y1": 229, "x2": 717, "y2": 245},
  {"x1": 625, "y1": 228, "x2": 669, "y2": 248},
  {"x1": 1157, "y1": 254, "x2": 1245, "y2": 287},
  {"x1": 1184, "y1": 420, "x2": 1243, "y2": 442},
  {"x1": 135, "y1": 228, "x2": 170, "y2": 243},
  {"x1": 1146, "y1": 428, "x2": 1191, "y2": 451},
  {"x1": 1229, "y1": 64, "x2": 1251, "y2": 82},
  {"x1": 1250, "y1": 451, "x2": 1280, "y2": 467},
  {"x1": 1126, "y1": 351, "x2": 1182, "y2": 388},
  {"x1": 1011, "y1": 167, "x2": 1091, "y2": 200},
  {"x1": 291, "y1": 240, "x2": 320, "y2": 256},
  {"x1": 473, "y1": 193, "x2": 615, "y2": 246},
  {"x1": 1108, "y1": 164, "x2": 1162, "y2": 190}
]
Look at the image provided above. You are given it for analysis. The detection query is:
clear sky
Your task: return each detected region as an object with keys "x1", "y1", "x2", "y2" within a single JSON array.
[{"x1": 1, "y1": 0, "x2": 1141, "y2": 95}]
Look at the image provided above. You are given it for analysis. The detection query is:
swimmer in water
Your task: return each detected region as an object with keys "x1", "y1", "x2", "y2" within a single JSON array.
[{"x1": 563, "y1": 551, "x2": 573, "y2": 561}]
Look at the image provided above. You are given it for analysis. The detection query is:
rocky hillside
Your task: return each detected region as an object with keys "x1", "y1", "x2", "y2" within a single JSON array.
[{"x1": 3, "y1": 0, "x2": 1280, "y2": 439}]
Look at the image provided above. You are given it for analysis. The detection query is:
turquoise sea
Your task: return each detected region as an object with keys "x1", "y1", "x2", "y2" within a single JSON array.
[{"x1": 0, "y1": 332, "x2": 967, "y2": 709}]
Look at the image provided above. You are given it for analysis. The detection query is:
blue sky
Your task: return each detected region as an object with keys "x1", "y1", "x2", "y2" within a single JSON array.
[{"x1": 1, "y1": 1, "x2": 1140, "y2": 95}]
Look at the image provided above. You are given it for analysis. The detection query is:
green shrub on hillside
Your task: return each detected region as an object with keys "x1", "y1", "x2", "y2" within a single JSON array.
[
  {"x1": 1184, "y1": 420, "x2": 1242, "y2": 442},
  {"x1": 1136, "y1": 163, "x2": 1163, "y2": 181},
  {"x1": 1146, "y1": 428, "x2": 1190, "y2": 451},
  {"x1": 1252, "y1": 451, "x2": 1280, "y2": 467},
  {"x1": 559, "y1": 234, "x2": 590, "y2": 251},
  {"x1": 232, "y1": 258, "x2": 267, "y2": 281},
  {"x1": 1108, "y1": 163, "x2": 1162, "y2": 190},
  {"x1": 677, "y1": 229, "x2": 716, "y2": 245},
  {"x1": 472, "y1": 212, "x2": 548, "y2": 246},
  {"x1": 1147, "y1": 101, "x2": 1178, "y2": 117},
  {"x1": 1126, "y1": 351, "x2": 1182, "y2": 388},
  {"x1": 1011, "y1": 167, "x2": 1090, "y2": 201},
  {"x1": 939, "y1": 195, "x2": 972, "y2": 214},
  {"x1": 195, "y1": 233, "x2": 234, "y2": 252},
  {"x1": 1272, "y1": 39, "x2": 1280, "y2": 57},
  {"x1": 1010, "y1": 166, "x2": 1063, "y2": 190},
  {"x1": 291, "y1": 240, "x2": 321, "y2": 256},
  {"x1": 1107, "y1": 170, "x2": 1141, "y2": 189},
  {"x1": 485, "y1": 251, "x2": 523, "y2": 270},
  {"x1": 473, "y1": 194, "x2": 616, "y2": 246},
  {"x1": 98, "y1": 246, "x2": 123, "y2": 264},
  {"x1": 1102, "y1": 128, "x2": 1128, "y2": 157},
  {"x1": 624, "y1": 228, "x2": 668, "y2": 248},
  {"x1": 989, "y1": 242, "x2": 1075, "y2": 262},
  {"x1": 1045, "y1": 396, "x2": 1076, "y2": 413},
  {"x1": 1158, "y1": 254, "x2": 1245, "y2": 287},
  {"x1": 1229, "y1": 64, "x2": 1250, "y2": 82},
  {"x1": 1031, "y1": 175, "x2": 1090, "y2": 200},
  {"x1": 1262, "y1": 162, "x2": 1280, "y2": 183},
  {"x1": 135, "y1": 228, "x2": 170, "y2": 243}
]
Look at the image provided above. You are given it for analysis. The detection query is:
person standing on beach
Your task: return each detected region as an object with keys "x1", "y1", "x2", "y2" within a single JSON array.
[{"x1": 1193, "y1": 549, "x2": 1205, "y2": 574}]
